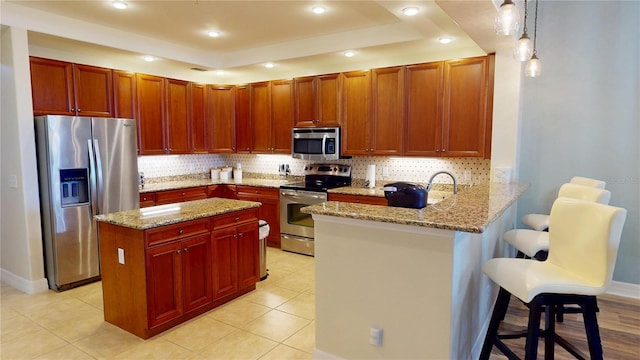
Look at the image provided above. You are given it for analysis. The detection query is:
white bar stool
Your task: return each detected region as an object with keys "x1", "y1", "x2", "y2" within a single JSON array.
[
  {"x1": 480, "y1": 198, "x2": 627, "y2": 360},
  {"x1": 521, "y1": 176, "x2": 606, "y2": 231},
  {"x1": 504, "y1": 183, "x2": 611, "y2": 260}
]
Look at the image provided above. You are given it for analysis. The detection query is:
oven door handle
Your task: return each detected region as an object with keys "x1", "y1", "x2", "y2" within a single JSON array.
[{"x1": 281, "y1": 192, "x2": 326, "y2": 201}]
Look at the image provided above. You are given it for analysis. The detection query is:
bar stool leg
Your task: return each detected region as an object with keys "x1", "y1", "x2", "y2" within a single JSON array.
[
  {"x1": 480, "y1": 287, "x2": 512, "y2": 360},
  {"x1": 544, "y1": 298, "x2": 556, "y2": 360},
  {"x1": 524, "y1": 295, "x2": 544, "y2": 360},
  {"x1": 583, "y1": 296, "x2": 604, "y2": 360}
]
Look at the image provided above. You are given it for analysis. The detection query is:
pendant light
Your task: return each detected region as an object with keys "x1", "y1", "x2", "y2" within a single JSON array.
[
  {"x1": 513, "y1": 0, "x2": 533, "y2": 61},
  {"x1": 495, "y1": 0, "x2": 520, "y2": 36},
  {"x1": 525, "y1": 0, "x2": 541, "y2": 77}
]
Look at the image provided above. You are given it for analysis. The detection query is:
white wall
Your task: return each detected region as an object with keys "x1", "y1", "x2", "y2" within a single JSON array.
[
  {"x1": 0, "y1": 27, "x2": 48, "y2": 293},
  {"x1": 517, "y1": 1, "x2": 640, "y2": 284}
]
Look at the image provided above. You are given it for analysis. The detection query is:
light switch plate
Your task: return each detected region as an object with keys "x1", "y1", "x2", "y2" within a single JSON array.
[
  {"x1": 8, "y1": 175, "x2": 18, "y2": 189},
  {"x1": 118, "y1": 248, "x2": 125, "y2": 264}
]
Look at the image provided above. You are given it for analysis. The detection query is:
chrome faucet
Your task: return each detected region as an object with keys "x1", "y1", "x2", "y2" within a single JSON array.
[{"x1": 427, "y1": 171, "x2": 458, "y2": 194}]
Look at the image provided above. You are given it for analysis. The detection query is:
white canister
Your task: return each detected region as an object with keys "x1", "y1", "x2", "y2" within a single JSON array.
[
  {"x1": 220, "y1": 170, "x2": 231, "y2": 181},
  {"x1": 210, "y1": 168, "x2": 220, "y2": 180},
  {"x1": 233, "y1": 169, "x2": 243, "y2": 182}
]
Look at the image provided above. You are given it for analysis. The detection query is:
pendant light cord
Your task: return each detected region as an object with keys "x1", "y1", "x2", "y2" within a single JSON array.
[
  {"x1": 523, "y1": 0, "x2": 529, "y2": 34},
  {"x1": 532, "y1": 0, "x2": 539, "y2": 55}
]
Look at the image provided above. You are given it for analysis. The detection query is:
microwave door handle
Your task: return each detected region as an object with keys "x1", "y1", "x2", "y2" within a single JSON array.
[{"x1": 322, "y1": 134, "x2": 328, "y2": 157}]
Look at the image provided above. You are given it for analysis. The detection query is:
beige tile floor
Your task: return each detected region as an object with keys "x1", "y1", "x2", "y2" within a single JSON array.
[{"x1": 1, "y1": 248, "x2": 316, "y2": 360}]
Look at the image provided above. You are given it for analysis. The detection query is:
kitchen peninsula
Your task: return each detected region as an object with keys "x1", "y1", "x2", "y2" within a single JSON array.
[
  {"x1": 95, "y1": 198, "x2": 262, "y2": 339},
  {"x1": 302, "y1": 182, "x2": 528, "y2": 359}
]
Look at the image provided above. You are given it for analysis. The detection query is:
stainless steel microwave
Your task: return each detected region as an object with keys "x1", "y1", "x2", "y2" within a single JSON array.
[{"x1": 291, "y1": 127, "x2": 342, "y2": 161}]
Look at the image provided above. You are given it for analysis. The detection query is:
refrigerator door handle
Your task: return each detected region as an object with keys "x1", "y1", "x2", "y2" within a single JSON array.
[
  {"x1": 92, "y1": 139, "x2": 104, "y2": 214},
  {"x1": 87, "y1": 139, "x2": 98, "y2": 217}
]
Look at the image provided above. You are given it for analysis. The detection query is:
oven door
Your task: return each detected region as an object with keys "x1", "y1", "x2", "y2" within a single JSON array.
[{"x1": 280, "y1": 188, "x2": 327, "y2": 239}]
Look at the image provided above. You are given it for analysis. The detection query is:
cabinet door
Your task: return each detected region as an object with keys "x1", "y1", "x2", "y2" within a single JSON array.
[
  {"x1": 30, "y1": 57, "x2": 75, "y2": 115},
  {"x1": 113, "y1": 70, "x2": 137, "y2": 119},
  {"x1": 317, "y1": 73, "x2": 341, "y2": 126},
  {"x1": 341, "y1": 71, "x2": 371, "y2": 156},
  {"x1": 294, "y1": 76, "x2": 317, "y2": 127},
  {"x1": 236, "y1": 221, "x2": 260, "y2": 289},
  {"x1": 190, "y1": 83, "x2": 208, "y2": 153},
  {"x1": 250, "y1": 82, "x2": 272, "y2": 153},
  {"x1": 165, "y1": 79, "x2": 191, "y2": 154},
  {"x1": 211, "y1": 227, "x2": 238, "y2": 299},
  {"x1": 140, "y1": 192, "x2": 157, "y2": 208},
  {"x1": 443, "y1": 56, "x2": 489, "y2": 157},
  {"x1": 404, "y1": 62, "x2": 444, "y2": 157},
  {"x1": 271, "y1": 80, "x2": 294, "y2": 154},
  {"x1": 74, "y1": 64, "x2": 114, "y2": 117},
  {"x1": 237, "y1": 187, "x2": 281, "y2": 248},
  {"x1": 208, "y1": 85, "x2": 236, "y2": 153},
  {"x1": 181, "y1": 233, "x2": 213, "y2": 313},
  {"x1": 147, "y1": 242, "x2": 183, "y2": 328},
  {"x1": 371, "y1": 67, "x2": 403, "y2": 155},
  {"x1": 235, "y1": 85, "x2": 252, "y2": 153},
  {"x1": 137, "y1": 74, "x2": 166, "y2": 155}
]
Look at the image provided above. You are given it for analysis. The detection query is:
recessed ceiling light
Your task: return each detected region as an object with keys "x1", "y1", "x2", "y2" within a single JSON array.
[
  {"x1": 207, "y1": 31, "x2": 221, "y2": 38},
  {"x1": 112, "y1": 1, "x2": 128, "y2": 10},
  {"x1": 343, "y1": 50, "x2": 356, "y2": 57},
  {"x1": 311, "y1": 6, "x2": 326, "y2": 14},
  {"x1": 402, "y1": 7, "x2": 419, "y2": 16},
  {"x1": 216, "y1": 70, "x2": 225, "y2": 75},
  {"x1": 143, "y1": 55, "x2": 155, "y2": 62},
  {"x1": 438, "y1": 37, "x2": 453, "y2": 44},
  {"x1": 264, "y1": 62, "x2": 275, "y2": 68}
]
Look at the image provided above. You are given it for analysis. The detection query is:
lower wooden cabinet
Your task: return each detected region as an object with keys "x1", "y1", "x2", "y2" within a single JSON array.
[
  {"x1": 140, "y1": 186, "x2": 208, "y2": 208},
  {"x1": 207, "y1": 184, "x2": 238, "y2": 199},
  {"x1": 236, "y1": 186, "x2": 280, "y2": 248},
  {"x1": 98, "y1": 209, "x2": 259, "y2": 339},
  {"x1": 328, "y1": 193, "x2": 388, "y2": 206}
]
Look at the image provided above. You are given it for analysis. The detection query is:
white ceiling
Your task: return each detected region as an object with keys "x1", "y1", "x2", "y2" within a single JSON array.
[{"x1": 2, "y1": 0, "x2": 514, "y2": 83}]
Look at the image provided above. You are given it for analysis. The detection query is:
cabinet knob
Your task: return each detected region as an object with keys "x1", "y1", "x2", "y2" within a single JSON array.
[
  {"x1": 177, "y1": 249, "x2": 181, "y2": 254},
  {"x1": 178, "y1": 229, "x2": 184, "y2": 234},
  {"x1": 181, "y1": 192, "x2": 186, "y2": 196},
  {"x1": 442, "y1": 148, "x2": 446, "y2": 152},
  {"x1": 238, "y1": 232, "x2": 244, "y2": 238},
  {"x1": 234, "y1": 217, "x2": 240, "y2": 222},
  {"x1": 184, "y1": 248, "x2": 189, "y2": 253},
  {"x1": 233, "y1": 234, "x2": 238, "y2": 239},
  {"x1": 77, "y1": 108, "x2": 82, "y2": 112}
]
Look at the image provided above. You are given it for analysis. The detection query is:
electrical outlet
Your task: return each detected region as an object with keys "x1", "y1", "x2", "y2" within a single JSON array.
[
  {"x1": 118, "y1": 248, "x2": 125, "y2": 264},
  {"x1": 382, "y1": 167, "x2": 390, "y2": 178},
  {"x1": 369, "y1": 327, "x2": 383, "y2": 346},
  {"x1": 8, "y1": 175, "x2": 18, "y2": 189},
  {"x1": 464, "y1": 170, "x2": 472, "y2": 181}
]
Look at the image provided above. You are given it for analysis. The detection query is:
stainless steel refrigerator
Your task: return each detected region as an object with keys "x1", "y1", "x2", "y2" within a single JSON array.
[{"x1": 35, "y1": 115, "x2": 139, "y2": 291}]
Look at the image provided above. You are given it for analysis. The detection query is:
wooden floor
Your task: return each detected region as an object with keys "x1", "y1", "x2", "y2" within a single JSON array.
[{"x1": 489, "y1": 293, "x2": 640, "y2": 359}]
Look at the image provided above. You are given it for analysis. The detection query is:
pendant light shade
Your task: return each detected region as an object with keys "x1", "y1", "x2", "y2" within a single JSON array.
[
  {"x1": 514, "y1": 33, "x2": 533, "y2": 62},
  {"x1": 495, "y1": 0, "x2": 520, "y2": 36},
  {"x1": 525, "y1": 54, "x2": 541, "y2": 77}
]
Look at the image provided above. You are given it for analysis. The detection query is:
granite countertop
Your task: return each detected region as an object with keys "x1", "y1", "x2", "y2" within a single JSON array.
[
  {"x1": 327, "y1": 182, "x2": 455, "y2": 198},
  {"x1": 95, "y1": 198, "x2": 261, "y2": 230},
  {"x1": 139, "y1": 177, "x2": 294, "y2": 193},
  {"x1": 302, "y1": 182, "x2": 530, "y2": 234}
]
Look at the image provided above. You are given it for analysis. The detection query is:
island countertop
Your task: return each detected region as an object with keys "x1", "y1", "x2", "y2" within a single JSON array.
[
  {"x1": 302, "y1": 182, "x2": 529, "y2": 233},
  {"x1": 95, "y1": 198, "x2": 261, "y2": 230}
]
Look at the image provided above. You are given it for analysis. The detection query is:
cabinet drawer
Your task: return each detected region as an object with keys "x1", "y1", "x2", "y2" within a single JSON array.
[
  {"x1": 156, "y1": 186, "x2": 208, "y2": 205},
  {"x1": 212, "y1": 209, "x2": 258, "y2": 230},
  {"x1": 139, "y1": 192, "x2": 157, "y2": 207},
  {"x1": 236, "y1": 186, "x2": 279, "y2": 198},
  {"x1": 328, "y1": 193, "x2": 388, "y2": 206},
  {"x1": 146, "y1": 218, "x2": 210, "y2": 247}
]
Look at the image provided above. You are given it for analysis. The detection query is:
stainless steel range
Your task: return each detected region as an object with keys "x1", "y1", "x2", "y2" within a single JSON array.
[{"x1": 280, "y1": 164, "x2": 352, "y2": 256}]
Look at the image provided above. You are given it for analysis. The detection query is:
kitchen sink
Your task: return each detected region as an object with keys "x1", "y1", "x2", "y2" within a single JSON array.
[{"x1": 427, "y1": 191, "x2": 449, "y2": 205}]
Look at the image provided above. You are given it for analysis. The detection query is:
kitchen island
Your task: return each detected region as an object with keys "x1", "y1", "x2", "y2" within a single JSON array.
[
  {"x1": 302, "y1": 183, "x2": 528, "y2": 360},
  {"x1": 95, "y1": 198, "x2": 262, "y2": 339}
]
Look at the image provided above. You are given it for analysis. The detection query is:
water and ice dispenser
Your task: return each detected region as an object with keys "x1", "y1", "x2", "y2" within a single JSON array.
[{"x1": 59, "y1": 169, "x2": 89, "y2": 206}]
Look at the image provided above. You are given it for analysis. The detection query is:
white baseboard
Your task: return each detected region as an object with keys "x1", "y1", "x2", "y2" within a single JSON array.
[
  {"x1": 0, "y1": 268, "x2": 49, "y2": 294},
  {"x1": 607, "y1": 281, "x2": 640, "y2": 299},
  {"x1": 312, "y1": 348, "x2": 345, "y2": 360}
]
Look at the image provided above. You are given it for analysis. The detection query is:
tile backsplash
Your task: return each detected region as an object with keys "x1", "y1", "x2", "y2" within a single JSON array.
[{"x1": 138, "y1": 154, "x2": 490, "y2": 185}]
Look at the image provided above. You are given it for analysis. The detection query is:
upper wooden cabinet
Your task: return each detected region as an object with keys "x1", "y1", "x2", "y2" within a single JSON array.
[
  {"x1": 136, "y1": 73, "x2": 166, "y2": 155},
  {"x1": 165, "y1": 79, "x2": 191, "y2": 154},
  {"x1": 250, "y1": 81, "x2": 271, "y2": 153},
  {"x1": 341, "y1": 70, "x2": 371, "y2": 156},
  {"x1": 190, "y1": 83, "x2": 208, "y2": 153},
  {"x1": 235, "y1": 85, "x2": 252, "y2": 153},
  {"x1": 270, "y1": 80, "x2": 294, "y2": 154},
  {"x1": 371, "y1": 67, "x2": 404, "y2": 156},
  {"x1": 30, "y1": 57, "x2": 114, "y2": 117},
  {"x1": 113, "y1": 70, "x2": 137, "y2": 119},
  {"x1": 294, "y1": 73, "x2": 341, "y2": 127},
  {"x1": 207, "y1": 85, "x2": 236, "y2": 153}
]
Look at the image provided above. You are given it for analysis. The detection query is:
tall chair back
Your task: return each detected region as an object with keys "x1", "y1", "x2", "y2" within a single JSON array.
[
  {"x1": 557, "y1": 183, "x2": 611, "y2": 205},
  {"x1": 548, "y1": 198, "x2": 627, "y2": 294},
  {"x1": 569, "y1": 176, "x2": 606, "y2": 189}
]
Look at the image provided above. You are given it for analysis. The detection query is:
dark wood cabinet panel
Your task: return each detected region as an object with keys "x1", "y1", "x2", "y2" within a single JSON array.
[
  {"x1": 250, "y1": 82, "x2": 272, "y2": 153},
  {"x1": 155, "y1": 186, "x2": 208, "y2": 205},
  {"x1": 114, "y1": 70, "x2": 137, "y2": 120},
  {"x1": 207, "y1": 85, "x2": 236, "y2": 153},
  {"x1": 190, "y1": 83, "x2": 208, "y2": 153},
  {"x1": 30, "y1": 57, "x2": 75, "y2": 115},
  {"x1": 404, "y1": 62, "x2": 444, "y2": 157},
  {"x1": 73, "y1": 64, "x2": 114, "y2": 117},
  {"x1": 341, "y1": 70, "x2": 371, "y2": 156},
  {"x1": 294, "y1": 76, "x2": 316, "y2": 127},
  {"x1": 139, "y1": 193, "x2": 157, "y2": 208},
  {"x1": 146, "y1": 241, "x2": 183, "y2": 328},
  {"x1": 236, "y1": 221, "x2": 259, "y2": 288},
  {"x1": 443, "y1": 56, "x2": 490, "y2": 158},
  {"x1": 294, "y1": 74, "x2": 341, "y2": 128},
  {"x1": 236, "y1": 186, "x2": 280, "y2": 248},
  {"x1": 271, "y1": 80, "x2": 293, "y2": 154},
  {"x1": 165, "y1": 79, "x2": 191, "y2": 154},
  {"x1": 181, "y1": 233, "x2": 213, "y2": 312},
  {"x1": 371, "y1": 66, "x2": 404, "y2": 155},
  {"x1": 136, "y1": 73, "x2": 166, "y2": 155},
  {"x1": 317, "y1": 73, "x2": 342, "y2": 127},
  {"x1": 212, "y1": 226, "x2": 239, "y2": 299},
  {"x1": 235, "y1": 85, "x2": 252, "y2": 153},
  {"x1": 328, "y1": 193, "x2": 388, "y2": 206}
]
